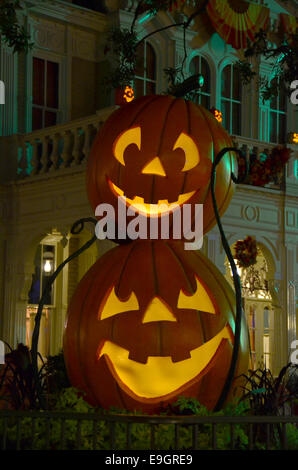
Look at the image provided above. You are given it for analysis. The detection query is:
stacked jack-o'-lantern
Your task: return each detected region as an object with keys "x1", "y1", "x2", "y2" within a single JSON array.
[{"x1": 63, "y1": 95, "x2": 249, "y2": 413}]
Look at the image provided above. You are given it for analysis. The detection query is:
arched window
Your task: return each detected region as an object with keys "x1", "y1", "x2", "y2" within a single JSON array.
[
  {"x1": 189, "y1": 55, "x2": 211, "y2": 109},
  {"x1": 134, "y1": 42, "x2": 156, "y2": 98},
  {"x1": 268, "y1": 78, "x2": 287, "y2": 143},
  {"x1": 221, "y1": 64, "x2": 242, "y2": 135}
]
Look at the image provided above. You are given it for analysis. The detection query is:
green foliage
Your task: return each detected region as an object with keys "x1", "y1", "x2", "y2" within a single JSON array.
[
  {"x1": 104, "y1": 28, "x2": 139, "y2": 89},
  {"x1": 0, "y1": 389, "x2": 297, "y2": 450},
  {"x1": 234, "y1": 60, "x2": 257, "y2": 86},
  {"x1": 244, "y1": 29, "x2": 298, "y2": 100},
  {"x1": 44, "y1": 350, "x2": 70, "y2": 394},
  {"x1": 0, "y1": 0, "x2": 33, "y2": 53},
  {"x1": 0, "y1": 388, "x2": 108, "y2": 450},
  {"x1": 284, "y1": 424, "x2": 298, "y2": 450}
]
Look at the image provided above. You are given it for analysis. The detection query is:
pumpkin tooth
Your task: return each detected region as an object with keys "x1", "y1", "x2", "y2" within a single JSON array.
[
  {"x1": 133, "y1": 196, "x2": 145, "y2": 205},
  {"x1": 128, "y1": 352, "x2": 148, "y2": 364},
  {"x1": 171, "y1": 351, "x2": 192, "y2": 363}
]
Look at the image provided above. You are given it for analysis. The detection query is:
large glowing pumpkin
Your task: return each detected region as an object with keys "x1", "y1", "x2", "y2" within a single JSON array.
[
  {"x1": 86, "y1": 95, "x2": 237, "y2": 239},
  {"x1": 63, "y1": 240, "x2": 249, "y2": 413}
]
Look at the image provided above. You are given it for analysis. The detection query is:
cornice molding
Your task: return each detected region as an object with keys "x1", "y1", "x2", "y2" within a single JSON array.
[{"x1": 23, "y1": 0, "x2": 107, "y2": 32}]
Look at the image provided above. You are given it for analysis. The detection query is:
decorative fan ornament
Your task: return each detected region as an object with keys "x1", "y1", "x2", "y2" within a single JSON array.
[
  {"x1": 180, "y1": 2, "x2": 215, "y2": 49},
  {"x1": 206, "y1": 0, "x2": 270, "y2": 50},
  {"x1": 280, "y1": 13, "x2": 298, "y2": 36}
]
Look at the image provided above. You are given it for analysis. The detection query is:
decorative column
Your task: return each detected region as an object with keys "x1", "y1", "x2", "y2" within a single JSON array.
[
  {"x1": 286, "y1": 244, "x2": 297, "y2": 357},
  {"x1": 0, "y1": 42, "x2": 18, "y2": 136}
]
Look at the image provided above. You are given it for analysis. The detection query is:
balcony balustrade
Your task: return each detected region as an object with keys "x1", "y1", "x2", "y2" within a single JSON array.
[{"x1": 0, "y1": 106, "x2": 295, "y2": 193}]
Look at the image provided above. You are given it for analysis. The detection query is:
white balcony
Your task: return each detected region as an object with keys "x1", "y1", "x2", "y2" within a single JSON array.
[{"x1": 0, "y1": 106, "x2": 297, "y2": 193}]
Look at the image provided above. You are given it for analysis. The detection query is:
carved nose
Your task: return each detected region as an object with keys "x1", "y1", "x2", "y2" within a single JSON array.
[
  {"x1": 142, "y1": 157, "x2": 166, "y2": 177},
  {"x1": 142, "y1": 297, "x2": 177, "y2": 323}
]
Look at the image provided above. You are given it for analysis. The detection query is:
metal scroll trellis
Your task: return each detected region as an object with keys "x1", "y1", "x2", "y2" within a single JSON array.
[{"x1": 31, "y1": 148, "x2": 249, "y2": 411}]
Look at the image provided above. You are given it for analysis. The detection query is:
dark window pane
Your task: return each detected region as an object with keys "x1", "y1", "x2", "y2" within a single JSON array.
[
  {"x1": 32, "y1": 107, "x2": 43, "y2": 131},
  {"x1": 33, "y1": 58, "x2": 45, "y2": 106},
  {"x1": 135, "y1": 44, "x2": 145, "y2": 77},
  {"x1": 189, "y1": 56, "x2": 200, "y2": 76},
  {"x1": 221, "y1": 99, "x2": 231, "y2": 131},
  {"x1": 135, "y1": 78, "x2": 144, "y2": 98},
  {"x1": 146, "y1": 43, "x2": 156, "y2": 80},
  {"x1": 270, "y1": 112, "x2": 277, "y2": 143},
  {"x1": 46, "y1": 61, "x2": 59, "y2": 109},
  {"x1": 232, "y1": 67, "x2": 241, "y2": 101},
  {"x1": 232, "y1": 102, "x2": 241, "y2": 135},
  {"x1": 279, "y1": 113, "x2": 286, "y2": 143},
  {"x1": 279, "y1": 86, "x2": 286, "y2": 111},
  {"x1": 221, "y1": 65, "x2": 231, "y2": 99},
  {"x1": 146, "y1": 81, "x2": 156, "y2": 95},
  {"x1": 45, "y1": 111, "x2": 57, "y2": 128},
  {"x1": 270, "y1": 78, "x2": 278, "y2": 109}
]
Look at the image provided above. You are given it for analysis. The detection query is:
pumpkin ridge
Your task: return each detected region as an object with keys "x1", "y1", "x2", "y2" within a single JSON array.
[
  {"x1": 164, "y1": 241, "x2": 207, "y2": 344},
  {"x1": 115, "y1": 243, "x2": 139, "y2": 298},
  {"x1": 151, "y1": 241, "x2": 163, "y2": 357},
  {"x1": 150, "y1": 98, "x2": 176, "y2": 204},
  {"x1": 118, "y1": 95, "x2": 164, "y2": 189},
  {"x1": 77, "y1": 268, "x2": 104, "y2": 405},
  {"x1": 178, "y1": 100, "x2": 191, "y2": 197}
]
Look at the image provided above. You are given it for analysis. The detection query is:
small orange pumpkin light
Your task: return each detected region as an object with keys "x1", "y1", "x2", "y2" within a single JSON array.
[
  {"x1": 123, "y1": 85, "x2": 135, "y2": 103},
  {"x1": 289, "y1": 132, "x2": 298, "y2": 144},
  {"x1": 210, "y1": 107, "x2": 223, "y2": 123},
  {"x1": 115, "y1": 86, "x2": 135, "y2": 106}
]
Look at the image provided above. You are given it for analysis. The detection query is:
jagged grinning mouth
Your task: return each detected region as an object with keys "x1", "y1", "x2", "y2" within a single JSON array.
[
  {"x1": 97, "y1": 325, "x2": 233, "y2": 400},
  {"x1": 108, "y1": 179, "x2": 196, "y2": 216}
]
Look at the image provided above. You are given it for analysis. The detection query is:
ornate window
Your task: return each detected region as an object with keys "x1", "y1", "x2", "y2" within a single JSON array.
[
  {"x1": 189, "y1": 55, "x2": 211, "y2": 109},
  {"x1": 32, "y1": 57, "x2": 60, "y2": 131},
  {"x1": 134, "y1": 42, "x2": 156, "y2": 98},
  {"x1": 221, "y1": 64, "x2": 242, "y2": 135},
  {"x1": 225, "y1": 244, "x2": 275, "y2": 371}
]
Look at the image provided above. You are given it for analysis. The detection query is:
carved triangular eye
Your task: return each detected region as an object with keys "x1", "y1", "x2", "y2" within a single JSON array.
[
  {"x1": 113, "y1": 127, "x2": 141, "y2": 165},
  {"x1": 177, "y1": 276, "x2": 216, "y2": 314},
  {"x1": 99, "y1": 286, "x2": 139, "y2": 320},
  {"x1": 173, "y1": 132, "x2": 200, "y2": 172}
]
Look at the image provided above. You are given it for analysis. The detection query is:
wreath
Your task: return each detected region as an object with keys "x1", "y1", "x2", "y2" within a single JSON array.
[
  {"x1": 237, "y1": 146, "x2": 291, "y2": 187},
  {"x1": 234, "y1": 236, "x2": 258, "y2": 268}
]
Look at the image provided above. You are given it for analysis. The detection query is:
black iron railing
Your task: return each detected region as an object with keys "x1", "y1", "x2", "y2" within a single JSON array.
[{"x1": 0, "y1": 411, "x2": 297, "y2": 450}]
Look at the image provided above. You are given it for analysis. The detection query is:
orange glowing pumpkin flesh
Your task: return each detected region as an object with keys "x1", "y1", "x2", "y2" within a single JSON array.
[
  {"x1": 63, "y1": 240, "x2": 249, "y2": 413},
  {"x1": 86, "y1": 95, "x2": 237, "y2": 236}
]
